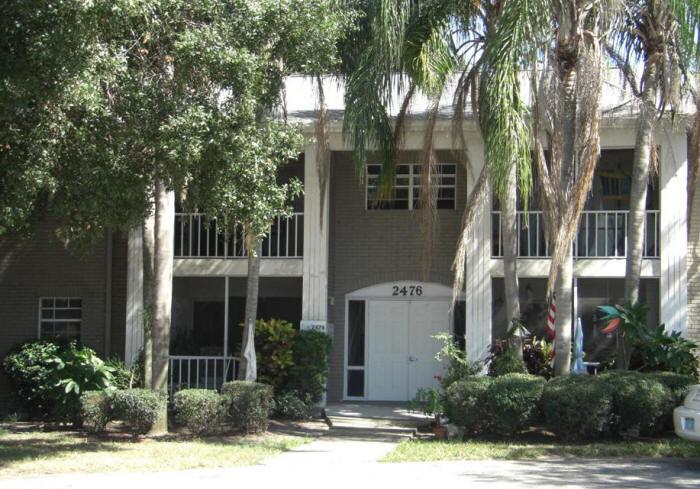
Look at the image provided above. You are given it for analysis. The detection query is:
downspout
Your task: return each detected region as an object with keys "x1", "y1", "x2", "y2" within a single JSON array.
[{"x1": 104, "y1": 229, "x2": 113, "y2": 358}]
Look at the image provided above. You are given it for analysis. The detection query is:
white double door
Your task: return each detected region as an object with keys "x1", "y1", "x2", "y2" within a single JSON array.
[{"x1": 367, "y1": 300, "x2": 448, "y2": 401}]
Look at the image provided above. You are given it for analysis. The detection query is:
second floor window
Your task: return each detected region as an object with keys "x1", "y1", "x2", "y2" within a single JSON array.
[{"x1": 366, "y1": 163, "x2": 456, "y2": 210}]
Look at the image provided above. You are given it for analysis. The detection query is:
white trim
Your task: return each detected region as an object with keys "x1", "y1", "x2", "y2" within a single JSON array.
[
  {"x1": 173, "y1": 258, "x2": 302, "y2": 277},
  {"x1": 345, "y1": 281, "x2": 452, "y2": 300}
]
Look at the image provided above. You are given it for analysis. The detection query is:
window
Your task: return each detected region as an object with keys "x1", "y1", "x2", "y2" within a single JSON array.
[
  {"x1": 366, "y1": 163, "x2": 456, "y2": 210},
  {"x1": 39, "y1": 298, "x2": 81, "y2": 340},
  {"x1": 346, "y1": 300, "x2": 366, "y2": 398}
]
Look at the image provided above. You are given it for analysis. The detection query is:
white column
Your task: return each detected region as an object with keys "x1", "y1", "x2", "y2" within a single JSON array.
[
  {"x1": 301, "y1": 140, "x2": 330, "y2": 329},
  {"x1": 464, "y1": 140, "x2": 493, "y2": 362},
  {"x1": 125, "y1": 227, "x2": 144, "y2": 366},
  {"x1": 659, "y1": 131, "x2": 688, "y2": 335}
]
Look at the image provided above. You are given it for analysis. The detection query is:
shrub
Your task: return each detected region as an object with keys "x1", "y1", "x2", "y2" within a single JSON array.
[
  {"x1": 485, "y1": 373, "x2": 545, "y2": 435},
  {"x1": 286, "y1": 330, "x2": 332, "y2": 403},
  {"x1": 254, "y1": 319, "x2": 296, "y2": 390},
  {"x1": 2, "y1": 340, "x2": 115, "y2": 422},
  {"x1": 173, "y1": 389, "x2": 228, "y2": 435},
  {"x1": 600, "y1": 371, "x2": 673, "y2": 436},
  {"x1": 635, "y1": 328, "x2": 699, "y2": 378},
  {"x1": 106, "y1": 357, "x2": 142, "y2": 390},
  {"x1": 541, "y1": 376, "x2": 613, "y2": 441},
  {"x1": 445, "y1": 376, "x2": 492, "y2": 435},
  {"x1": 80, "y1": 391, "x2": 112, "y2": 434},
  {"x1": 646, "y1": 372, "x2": 696, "y2": 431},
  {"x1": 111, "y1": 389, "x2": 167, "y2": 434},
  {"x1": 272, "y1": 391, "x2": 314, "y2": 420},
  {"x1": 434, "y1": 332, "x2": 483, "y2": 388},
  {"x1": 488, "y1": 347, "x2": 526, "y2": 377},
  {"x1": 221, "y1": 381, "x2": 274, "y2": 433},
  {"x1": 522, "y1": 337, "x2": 554, "y2": 380},
  {"x1": 2, "y1": 340, "x2": 62, "y2": 418}
]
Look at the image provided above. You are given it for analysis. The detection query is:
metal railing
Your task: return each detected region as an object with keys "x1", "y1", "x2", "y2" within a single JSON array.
[
  {"x1": 168, "y1": 355, "x2": 238, "y2": 398},
  {"x1": 492, "y1": 210, "x2": 660, "y2": 258},
  {"x1": 174, "y1": 212, "x2": 304, "y2": 258}
]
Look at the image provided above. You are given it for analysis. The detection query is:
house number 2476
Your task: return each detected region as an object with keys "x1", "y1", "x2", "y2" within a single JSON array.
[{"x1": 392, "y1": 285, "x2": 423, "y2": 296}]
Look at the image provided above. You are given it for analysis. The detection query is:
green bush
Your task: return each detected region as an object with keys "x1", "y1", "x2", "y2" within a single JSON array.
[
  {"x1": 2, "y1": 340, "x2": 62, "y2": 418},
  {"x1": 600, "y1": 371, "x2": 673, "y2": 436},
  {"x1": 286, "y1": 330, "x2": 332, "y2": 403},
  {"x1": 645, "y1": 372, "x2": 695, "y2": 431},
  {"x1": 541, "y1": 376, "x2": 613, "y2": 441},
  {"x1": 485, "y1": 373, "x2": 545, "y2": 435},
  {"x1": 445, "y1": 376, "x2": 492, "y2": 434},
  {"x1": 254, "y1": 319, "x2": 296, "y2": 390},
  {"x1": 106, "y1": 357, "x2": 142, "y2": 390},
  {"x1": 173, "y1": 389, "x2": 228, "y2": 435},
  {"x1": 221, "y1": 381, "x2": 274, "y2": 433},
  {"x1": 272, "y1": 391, "x2": 314, "y2": 420},
  {"x1": 2, "y1": 340, "x2": 115, "y2": 422},
  {"x1": 434, "y1": 332, "x2": 483, "y2": 389},
  {"x1": 635, "y1": 328, "x2": 699, "y2": 378},
  {"x1": 111, "y1": 389, "x2": 167, "y2": 434},
  {"x1": 488, "y1": 347, "x2": 526, "y2": 377},
  {"x1": 79, "y1": 391, "x2": 112, "y2": 434}
]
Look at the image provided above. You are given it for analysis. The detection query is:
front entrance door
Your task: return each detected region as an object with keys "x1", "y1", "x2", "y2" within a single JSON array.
[{"x1": 367, "y1": 299, "x2": 448, "y2": 401}]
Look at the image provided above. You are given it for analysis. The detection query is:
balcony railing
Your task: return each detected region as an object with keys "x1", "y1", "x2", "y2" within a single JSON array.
[
  {"x1": 174, "y1": 212, "x2": 304, "y2": 258},
  {"x1": 168, "y1": 355, "x2": 238, "y2": 399},
  {"x1": 492, "y1": 210, "x2": 660, "y2": 258}
]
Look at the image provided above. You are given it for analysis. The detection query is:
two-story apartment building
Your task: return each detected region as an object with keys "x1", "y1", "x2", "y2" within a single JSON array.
[{"x1": 0, "y1": 75, "x2": 696, "y2": 404}]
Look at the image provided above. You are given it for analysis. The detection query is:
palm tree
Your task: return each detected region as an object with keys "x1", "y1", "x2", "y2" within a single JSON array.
[
  {"x1": 480, "y1": 0, "x2": 621, "y2": 376},
  {"x1": 341, "y1": 0, "x2": 526, "y2": 353},
  {"x1": 607, "y1": 0, "x2": 700, "y2": 369}
]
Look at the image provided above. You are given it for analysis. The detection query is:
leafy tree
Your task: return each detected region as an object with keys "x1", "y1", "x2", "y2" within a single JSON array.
[{"x1": 0, "y1": 0, "x2": 351, "y2": 426}]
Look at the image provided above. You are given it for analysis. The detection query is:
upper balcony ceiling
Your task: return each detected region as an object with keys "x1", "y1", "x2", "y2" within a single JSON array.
[{"x1": 282, "y1": 73, "x2": 696, "y2": 127}]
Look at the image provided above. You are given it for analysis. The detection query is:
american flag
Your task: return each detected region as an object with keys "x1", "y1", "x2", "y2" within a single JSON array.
[{"x1": 546, "y1": 295, "x2": 556, "y2": 362}]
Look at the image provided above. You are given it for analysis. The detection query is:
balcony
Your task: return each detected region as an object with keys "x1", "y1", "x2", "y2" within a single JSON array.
[
  {"x1": 174, "y1": 212, "x2": 304, "y2": 259},
  {"x1": 492, "y1": 210, "x2": 660, "y2": 259}
]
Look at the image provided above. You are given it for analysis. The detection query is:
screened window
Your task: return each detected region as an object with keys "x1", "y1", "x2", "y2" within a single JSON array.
[
  {"x1": 39, "y1": 298, "x2": 81, "y2": 341},
  {"x1": 366, "y1": 163, "x2": 456, "y2": 210}
]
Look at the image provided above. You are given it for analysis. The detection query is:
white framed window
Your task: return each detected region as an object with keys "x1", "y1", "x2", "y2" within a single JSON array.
[
  {"x1": 366, "y1": 163, "x2": 456, "y2": 210},
  {"x1": 38, "y1": 297, "x2": 82, "y2": 340}
]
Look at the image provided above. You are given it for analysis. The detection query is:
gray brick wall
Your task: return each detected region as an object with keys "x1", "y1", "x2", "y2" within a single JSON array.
[
  {"x1": 327, "y1": 151, "x2": 465, "y2": 401},
  {"x1": 0, "y1": 222, "x2": 127, "y2": 409}
]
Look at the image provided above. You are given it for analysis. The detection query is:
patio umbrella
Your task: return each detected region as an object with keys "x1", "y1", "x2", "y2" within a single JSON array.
[{"x1": 572, "y1": 317, "x2": 585, "y2": 374}]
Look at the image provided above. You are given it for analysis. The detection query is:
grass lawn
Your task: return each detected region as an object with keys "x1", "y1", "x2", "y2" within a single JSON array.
[
  {"x1": 381, "y1": 438, "x2": 700, "y2": 463},
  {"x1": 0, "y1": 423, "x2": 311, "y2": 478}
]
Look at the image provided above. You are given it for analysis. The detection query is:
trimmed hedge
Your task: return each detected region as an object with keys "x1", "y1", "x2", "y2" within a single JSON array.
[
  {"x1": 173, "y1": 389, "x2": 228, "y2": 435},
  {"x1": 445, "y1": 376, "x2": 492, "y2": 434},
  {"x1": 79, "y1": 391, "x2": 112, "y2": 434},
  {"x1": 111, "y1": 389, "x2": 167, "y2": 434},
  {"x1": 600, "y1": 372, "x2": 673, "y2": 436},
  {"x1": 221, "y1": 381, "x2": 273, "y2": 433},
  {"x1": 286, "y1": 330, "x2": 332, "y2": 403},
  {"x1": 541, "y1": 375, "x2": 613, "y2": 441},
  {"x1": 486, "y1": 373, "x2": 546, "y2": 435},
  {"x1": 272, "y1": 391, "x2": 314, "y2": 420}
]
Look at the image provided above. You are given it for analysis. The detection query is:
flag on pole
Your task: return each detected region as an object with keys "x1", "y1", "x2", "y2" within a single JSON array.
[{"x1": 546, "y1": 295, "x2": 556, "y2": 363}]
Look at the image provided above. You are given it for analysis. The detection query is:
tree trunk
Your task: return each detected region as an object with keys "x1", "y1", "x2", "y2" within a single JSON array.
[
  {"x1": 142, "y1": 211, "x2": 155, "y2": 388},
  {"x1": 238, "y1": 233, "x2": 261, "y2": 381},
  {"x1": 151, "y1": 179, "x2": 174, "y2": 394},
  {"x1": 625, "y1": 64, "x2": 659, "y2": 305},
  {"x1": 502, "y1": 162, "x2": 521, "y2": 350},
  {"x1": 553, "y1": 246, "x2": 573, "y2": 377}
]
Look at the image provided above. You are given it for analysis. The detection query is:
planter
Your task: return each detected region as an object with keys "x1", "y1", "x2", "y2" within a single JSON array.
[{"x1": 433, "y1": 425, "x2": 448, "y2": 440}]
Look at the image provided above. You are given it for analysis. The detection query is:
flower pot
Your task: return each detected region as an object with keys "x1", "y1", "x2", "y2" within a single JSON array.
[{"x1": 433, "y1": 425, "x2": 448, "y2": 440}]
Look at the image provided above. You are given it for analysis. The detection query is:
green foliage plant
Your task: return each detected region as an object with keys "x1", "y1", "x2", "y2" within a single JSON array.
[
  {"x1": 111, "y1": 389, "x2": 167, "y2": 435},
  {"x1": 79, "y1": 391, "x2": 112, "y2": 434},
  {"x1": 485, "y1": 373, "x2": 546, "y2": 435},
  {"x1": 433, "y1": 332, "x2": 483, "y2": 388},
  {"x1": 2, "y1": 340, "x2": 63, "y2": 418},
  {"x1": 221, "y1": 381, "x2": 274, "y2": 433},
  {"x1": 636, "y1": 328, "x2": 699, "y2": 378},
  {"x1": 106, "y1": 356, "x2": 142, "y2": 390},
  {"x1": 252, "y1": 318, "x2": 296, "y2": 390},
  {"x1": 444, "y1": 376, "x2": 492, "y2": 435},
  {"x1": 409, "y1": 387, "x2": 446, "y2": 425},
  {"x1": 286, "y1": 330, "x2": 332, "y2": 403},
  {"x1": 541, "y1": 376, "x2": 613, "y2": 441},
  {"x1": 488, "y1": 346, "x2": 527, "y2": 377},
  {"x1": 173, "y1": 389, "x2": 228, "y2": 436}
]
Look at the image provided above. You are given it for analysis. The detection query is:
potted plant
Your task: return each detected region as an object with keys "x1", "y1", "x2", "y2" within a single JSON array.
[{"x1": 409, "y1": 386, "x2": 447, "y2": 439}]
